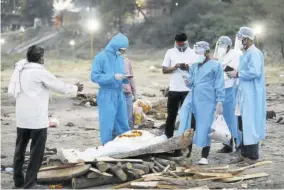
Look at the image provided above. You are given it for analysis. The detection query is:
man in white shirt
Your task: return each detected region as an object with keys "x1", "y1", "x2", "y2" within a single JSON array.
[
  {"x1": 162, "y1": 33, "x2": 196, "y2": 139},
  {"x1": 9, "y1": 45, "x2": 83, "y2": 189},
  {"x1": 214, "y1": 36, "x2": 242, "y2": 153}
]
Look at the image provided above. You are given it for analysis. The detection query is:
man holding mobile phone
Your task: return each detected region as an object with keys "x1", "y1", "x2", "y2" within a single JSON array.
[{"x1": 162, "y1": 33, "x2": 197, "y2": 140}]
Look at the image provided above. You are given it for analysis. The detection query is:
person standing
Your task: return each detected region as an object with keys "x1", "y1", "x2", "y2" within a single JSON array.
[
  {"x1": 177, "y1": 41, "x2": 225, "y2": 165},
  {"x1": 227, "y1": 27, "x2": 266, "y2": 163},
  {"x1": 9, "y1": 45, "x2": 83, "y2": 189},
  {"x1": 162, "y1": 32, "x2": 197, "y2": 139},
  {"x1": 91, "y1": 33, "x2": 130, "y2": 145},
  {"x1": 214, "y1": 36, "x2": 242, "y2": 153},
  {"x1": 123, "y1": 57, "x2": 137, "y2": 129}
]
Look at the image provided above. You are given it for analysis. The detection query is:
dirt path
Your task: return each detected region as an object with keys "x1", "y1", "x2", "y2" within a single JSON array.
[{"x1": 1, "y1": 60, "x2": 284, "y2": 189}]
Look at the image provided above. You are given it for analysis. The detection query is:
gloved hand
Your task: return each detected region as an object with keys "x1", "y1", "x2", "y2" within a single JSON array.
[
  {"x1": 226, "y1": 70, "x2": 238, "y2": 78},
  {"x1": 114, "y1": 74, "x2": 126, "y2": 81},
  {"x1": 215, "y1": 102, "x2": 223, "y2": 115}
]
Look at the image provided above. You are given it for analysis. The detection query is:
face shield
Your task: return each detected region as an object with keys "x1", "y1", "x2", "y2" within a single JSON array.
[
  {"x1": 213, "y1": 36, "x2": 232, "y2": 62},
  {"x1": 193, "y1": 41, "x2": 210, "y2": 64},
  {"x1": 213, "y1": 42, "x2": 229, "y2": 62}
]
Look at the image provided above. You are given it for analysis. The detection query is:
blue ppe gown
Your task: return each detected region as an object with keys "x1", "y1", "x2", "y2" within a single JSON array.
[
  {"x1": 91, "y1": 33, "x2": 130, "y2": 145},
  {"x1": 238, "y1": 45, "x2": 266, "y2": 145},
  {"x1": 223, "y1": 86, "x2": 241, "y2": 146},
  {"x1": 177, "y1": 60, "x2": 225, "y2": 148}
]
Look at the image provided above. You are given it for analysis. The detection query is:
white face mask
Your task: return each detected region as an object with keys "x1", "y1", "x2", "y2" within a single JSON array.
[
  {"x1": 216, "y1": 47, "x2": 227, "y2": 62},
  {"x1": 196, "y1": 55, "x2": 206, "y2": 64}
]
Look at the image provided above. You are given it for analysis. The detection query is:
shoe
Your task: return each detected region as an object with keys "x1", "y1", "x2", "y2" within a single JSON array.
[
  {"x1": 236, "y1": 158, "x2": 258, "y2": 167},
  {"x1": 12, "y1": 185, "x2": 23, "y2": 189},
  {"x1": 217, "y1": 145, "x2": 233, "y2": 153},
  {"x1": 198, "y1": 158, "x2": 209, "y2": 165}
]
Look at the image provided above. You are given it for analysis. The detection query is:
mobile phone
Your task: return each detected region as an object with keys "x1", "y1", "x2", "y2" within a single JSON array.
[
  {"x1": 179, "y1": 63, "x2": 187, "y2": 70},
  {"x1": 224, "y1": 65, "x2": 234, "y2": 72}
]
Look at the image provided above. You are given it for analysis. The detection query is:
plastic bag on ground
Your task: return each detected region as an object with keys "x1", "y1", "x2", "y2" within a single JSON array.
[{"x1": 209, "y1": 115, "x2": 231, "y2": 144}]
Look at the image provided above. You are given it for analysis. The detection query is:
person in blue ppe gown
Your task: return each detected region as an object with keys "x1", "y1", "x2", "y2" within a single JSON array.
[
  {"x1": 91, "y1": 33, "x2": 130, "y2": 145},
  {"x1": 213, "y1": 36, "x2": 242, "y2": 153},
  {"x1": 227, "y1": 27, "x2": 266, "y2": 163},
  {"x1": 177, "y1": 41, "x2": 225, "y2": 165}
]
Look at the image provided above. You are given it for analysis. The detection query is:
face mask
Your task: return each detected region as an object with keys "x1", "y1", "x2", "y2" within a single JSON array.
[
  {"x1": 196, "y1": 55, "x2": 206, "y2": 64},
  {"x1": 175, "y1": 41, "x2": 189, "y2": 52},
  {"x1": 216, "y1": 47, "x2": 227, "y2": 62}
]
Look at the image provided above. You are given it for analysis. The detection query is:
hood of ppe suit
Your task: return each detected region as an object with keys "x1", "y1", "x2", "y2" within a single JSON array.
[{"x1": 105, "y1": 33, "x2": 129, "y2": 53}]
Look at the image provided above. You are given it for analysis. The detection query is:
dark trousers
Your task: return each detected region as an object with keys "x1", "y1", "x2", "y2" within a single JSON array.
[
  {"x1": 13, "y1": 127, "x2": 47, "y2": 188},
  {"x1": 165, "y1": 91, "x2": 188, "y2": 138},
  {"x1": 238, "y1": 116, "x2": 259, "y2": 160},
  {"x1": 188, "y1": 114, "x2": 211, "y2": 158}
]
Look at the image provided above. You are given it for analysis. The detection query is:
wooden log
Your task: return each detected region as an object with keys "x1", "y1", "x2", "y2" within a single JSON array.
[
  {"x1": 89, "y1": 167, "x2": 113, "y2": 177},
  {"x1": 94, "y1": 157, "x2": 143, "y2": 163},
  {"x1": 155, "y1": 157, "x2": 176, "y2": 169},
  {"x1": 128, "y1": 168, "x2": 145, "y2": 176},
  {"x1": 86, "y1": 171, "x2": 100, "y2": 179},
  {"x1": 38, "y1": 164, "x2": 90, "y2": 182},
  {"x1": 159, "y1": 155, "x2": 185, "y2": 161},
  {"x1": 95, "y1": 161, "x2": 109, "y2": 172},
  {"x1": 187, "y1": 186, "x2": 210, "y2": 190},
  {"x1": 193, "y1": 172, "x2": 233, "y2": 179},
  {"x1": 143, "y1": 161, "x2": 155, "y2": 168},
  {"x1": 132, "y1": 163, "x2": 149, "y2": 174},
  {"x1": 39, "y1": 163, "x2": 78, "y2": 172},
  {"x1": 112, "y1": 129, "x2": 194, "y2": 158},
  {"x1": 72, "y1": 175, "x2": 120, "y2": 189},
  {"x1": 109, "y1": 163, "x2": 128, "y2": 181},
  {"x1": 154, "y1": 166, "x2": 162, "y2": 172},
  {"x1": 229, "y1": 161, "x2": 272, "y2": 173},
  {"x1": 111, "y1": 178, "x2": 144, "y2": 189},
  {"x1": 130, "y1": 181, "x2": 159, "y2": 188},
  {"x1": 121, "y1": 162, "x2": 132, "y2": 172},
  {"x1": 152, "y1": 158, "x2": 166, "y2": 171},
  {"x1": 219, "y1": 172, "x2": 269, "y2": 183}
]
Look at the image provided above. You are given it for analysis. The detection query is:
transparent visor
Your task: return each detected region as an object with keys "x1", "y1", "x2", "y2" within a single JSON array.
[
  {"x1": 213, "y1": 42, "x2": 228, "y2": 60},
  {"x1": 236, "y1": 33, "x2": 243, "y2": 40},
  {"x1": 193, "y1": 45, "x2": 205, "y2": 55}
]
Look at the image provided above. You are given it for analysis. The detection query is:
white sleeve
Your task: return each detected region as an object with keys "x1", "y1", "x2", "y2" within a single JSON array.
[
  {"x1": 162, "y1": 50, "x2": 171, "y2": 67},
  {"x1": 39, "y1": 69, "x2": 78, "y2": 94}
]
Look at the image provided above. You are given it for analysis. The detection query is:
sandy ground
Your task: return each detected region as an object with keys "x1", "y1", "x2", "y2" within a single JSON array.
[{"x1": 1, "y1": 57, "x2": 284, "y2": 189}]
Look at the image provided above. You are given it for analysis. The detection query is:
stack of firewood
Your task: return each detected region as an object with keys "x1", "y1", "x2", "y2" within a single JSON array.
[
  {"x1": 37, "y1": 154, "x2": 192, "y2": 189},
  {"x1": 117, "y1": 161, "x2": 272, "y2": 189}
]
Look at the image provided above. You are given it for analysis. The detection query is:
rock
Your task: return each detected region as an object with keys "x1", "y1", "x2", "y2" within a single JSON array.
[
  {"x1": 241, "y1": 184, "x2": 248, "y2": 189},
  {"x1": 3, "y1": 123, "x2": 10, "y2": 125},
  {"x1": 266, "y1": 111, "x2": 276, "y2": 119},
  {"x1": 1, "y1": 155, "x2": 7, "y2": 159},
  {"x1": 142, "y1": 93, "x2": 156, "y2": 97},
  {"x1": 85, "y1": 102, "x2": 91, "y2": 107},
  {"x1": 65, "y1": 122, "x2": 75, "y2": 127}
]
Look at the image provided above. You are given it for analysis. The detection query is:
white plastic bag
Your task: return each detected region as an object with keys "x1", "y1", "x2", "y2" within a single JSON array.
[{"x1": 209, "y1": 115, "x2": 231, "y2": 144}]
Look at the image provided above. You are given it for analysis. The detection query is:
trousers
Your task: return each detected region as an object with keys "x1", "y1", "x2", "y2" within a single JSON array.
[
  {"x1": 125, "y1": 93, "x2": 134, "y2": 129},
  {"x1": 238, "y1": 116, "x2": 259, "y2": 160},
  {"x1": 13, "y1": 127, "x2": 47, "y2": 188},
  {"x1": 165, "y1": 91, "x2": 188, "y2": 138},
  {"x1": 188, "y1": 114, "x2": 211, "y2": 158}
]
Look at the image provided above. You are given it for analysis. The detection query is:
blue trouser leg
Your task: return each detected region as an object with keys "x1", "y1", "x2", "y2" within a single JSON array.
[
  {"x1": 97, "y1": 89, "x2": 117, "y2": 145},
  {"x1": 115, "y1": 92, "x2": 130, "y2": 136},
  {"x1": 125, "y1": 93, "x2": 134, "y2": 129}
]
